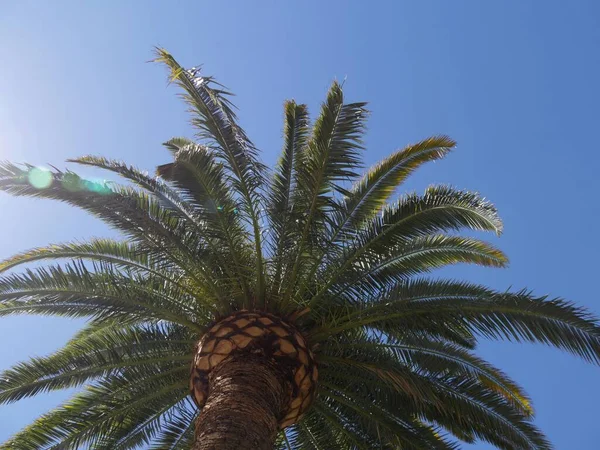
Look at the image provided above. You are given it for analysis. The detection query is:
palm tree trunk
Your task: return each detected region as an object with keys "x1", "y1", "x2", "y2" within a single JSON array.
[{"x1": 192, "y1": 353, "x2": 290, "y2": 450}]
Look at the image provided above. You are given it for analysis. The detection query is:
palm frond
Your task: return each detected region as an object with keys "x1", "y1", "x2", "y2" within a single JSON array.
[
  {"x1": 269, "y1": 101, "x2": 310, "y2": 297},
  {"x1": 148, "y1": 400, "x2": 197, "y2": 450},
  {"x1": 331, "y1": 235, "x2": 507, "y2": 299},
  {"x1": 157, "y1": 142, "x2": 254, "y2": 305},
  {"x1": 283, "y1": 82, "x2": 368, "y2": 304},
  {"x1": 299, "y1": 136, "x2": 455, "y2": 306},
  {"x1": 333, "y1": 334, "x2": 533, "y2": 416},
  {"x1": 0, "y1": 262, "x2": 203, "y2": 330},
  {"x1": 0, "y1": 239, "x2": 154, "y2": 273},
  {"x1": 3, "y1": 366, "x2": 188, "y2": 449},
  {"x1": 317, "y1": 279, "x2": 600, "y2": 364},
  {"x1": 337, "y1": 135, "x2": 456, "y2": 233},
  {"x1": 310, "y1": 401, "x2": 379, "y2": 449},
  {"x1": 153, "y1": 48, "x2": 267, "y2": 305},
  {"x1": 320, "y1": 339, "x2": 547, "y2": 449},
  {"x1": 286, "y1": 410, "x2": 344, "y2": 450},
  {"x1": 319, "y1": 382, "x2": 454, "y2": 449},
  {"x1": 0, "y1": 239, "x2": 204, "y2": 301},
  {"x1": 0, "y1": 321, "x2": 194, "y2": 405},
  {"x1": 0, "y1": 162, "x2": 223, "y2": 298},
  {"x1": 106, "y1": 398, "x2": 196, "y2": 450},
  {"x1": 308, "y1": 185, "x2": 502, "y2": 308}
]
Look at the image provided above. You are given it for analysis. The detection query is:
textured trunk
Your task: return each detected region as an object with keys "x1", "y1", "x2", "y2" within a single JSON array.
[{"x1": 192, "y1": 353, "x2": 290, "y2": 450}]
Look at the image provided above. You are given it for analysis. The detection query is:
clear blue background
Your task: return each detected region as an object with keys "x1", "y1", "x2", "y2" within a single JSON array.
[{"x1": 1, "y1": 1, "x2": 599, "y2": 448}]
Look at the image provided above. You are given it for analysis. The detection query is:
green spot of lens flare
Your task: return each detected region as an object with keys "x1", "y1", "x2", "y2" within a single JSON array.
[
  {"x1": 27, "y1": 167, "x2": 53, "y2": 189},
  {"x1": 83, "y1": 179, "x2": 111, "y2": 195},
  {"x1": 59, "y1": 173, "x2": 112, "y2": 194}
]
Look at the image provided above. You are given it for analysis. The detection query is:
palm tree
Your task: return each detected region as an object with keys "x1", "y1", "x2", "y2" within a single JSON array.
[{"x1": 0, "y1": 49, "x2": 598, "y2": 450}]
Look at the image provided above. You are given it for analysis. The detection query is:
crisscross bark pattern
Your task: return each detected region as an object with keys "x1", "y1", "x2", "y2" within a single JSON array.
[{"x1": 190, "y1": 310, "x2": 318, "y2": 431}]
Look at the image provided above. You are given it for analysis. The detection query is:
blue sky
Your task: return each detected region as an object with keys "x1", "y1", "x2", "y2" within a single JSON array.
[{"x1": 1, "y1": 1, "x2": 599, "y2": 448}]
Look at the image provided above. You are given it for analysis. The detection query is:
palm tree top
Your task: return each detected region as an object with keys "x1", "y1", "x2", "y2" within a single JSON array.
[{"x1": 0, "y1": 48, "x2": 598, "y2": 449}]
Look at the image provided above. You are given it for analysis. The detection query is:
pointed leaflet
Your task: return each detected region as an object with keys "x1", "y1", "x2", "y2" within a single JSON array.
[{"x1": 163, "y1": 136, "x2": 195, "y2": 156}]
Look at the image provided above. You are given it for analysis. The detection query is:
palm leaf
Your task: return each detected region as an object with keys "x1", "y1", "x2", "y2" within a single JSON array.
[
  {"x1": 336, "y1": 135, "x2": 456, "y2": 234},
  {"x1": 283, "y1": 82, "x2": 368, "y2": 303},
  {"x1": 317, "y1": 279, "x2": 600, "y2": 364},
  {"x1": 0, "y1": 162, "x2": 221, "y2": 297},
  {"x1": 0, "y1": 262, "x2": 203, "y2": 330},
  {"x1": 269, "y1": 101, "x2": 310, "y2": 298},
  {"x1": 0, "y1": 239, "x2": 208, "y2": 304},
  {"x1": 148, "y1": 400, "x2": 197, "y2": 450},
  {"x1": 320, "y1": 340, "x2": 547, "y2": 449},
  {"x1": 0, "y1": 321, "x2": 194, "y2": 405},
  {"x1": 331, "y1": 235, "x2": 507, "y2": 298},
  {"x1": 153, "y1": 49, "x2": 267, "y2": 305},
  {"x1": 334, "y1": 335, "x2": 533, "y2": 416},
  {"x1": 4, "y1": 367, "x2": 188, "y2": 449},
  {"x1": 309, "y1": 186, "x2": 502, "y2": 308},
  {"x1": 157, "y1": 142, "x2": 254, "y2": 305}
]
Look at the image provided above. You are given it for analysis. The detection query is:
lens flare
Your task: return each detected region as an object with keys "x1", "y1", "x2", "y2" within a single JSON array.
[
  {"x1": 84, "y1": 179, "x2": 111, "y2": 194},
  {"x1": 28, "y1": 167, "x2": 53, "y2": 189}
]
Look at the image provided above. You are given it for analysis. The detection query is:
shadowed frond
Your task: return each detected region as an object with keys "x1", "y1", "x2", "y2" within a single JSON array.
[
  {"x1": 68, "y1": 155, "x2": 198, "y2": 220},
  {"x1": 0, "y1": 262, "x2": 204, "y2": 330},
  {"x1": 319, "y1": 338, "x2": 548, "y2": 449},
  {"x1": 0, "y1": 321, "x2": 194, "y2": 405},
  {"x1": 157, "y1": 142, "x2": 255, "y2": 305},
  {"x1": 330, "y1": 334, "x2": 533, "y2": 416},
  {"x1": 148, "y1": 400, "x2": 197, "y2": 450},
  {"x1": 3, "y1": 367, "x2": 188, "y2": 450}
]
